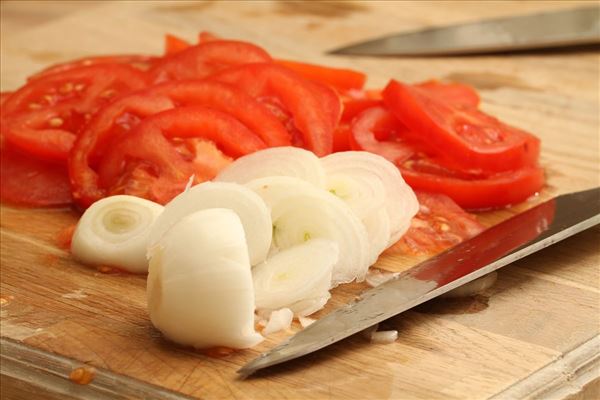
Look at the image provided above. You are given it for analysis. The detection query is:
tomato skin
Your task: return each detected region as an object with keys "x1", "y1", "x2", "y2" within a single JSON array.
[
  {"x1": 1, "y1": 92, "x2": 12, "y2": 106},
  {"x1": 27, "y1": 55, "x2": 156, "y2": 81},
  {"x1": 150, "y1": 40, "x2": 272, "y2": 82},
  {"x1": 275, "y1": 59, "x2": 366, "y2": 92},
  {"x1": 400, "y1": 163, "x2": 545, "y2": 210},
  {"x1": 385, "y1": 191, "x2": 484, "y2": 256},
  {"x1": 211, "y1": 63, "x2": 341, "y2": 156},
  {"x1": 383, "y1": 80, "x2": 540, "y2": 174},
  {"x1": 416, "y1": 80, "x2": 480, "y2": 109},
  {"x1": 0, "y1": 144, "x2": 72, "y2": 207},
  {"x1": 97, "y1": 106, "x2": 266, "y2": 204},
  {"x1": 164, "y1": 34, "x2": 191, "y2": 55},
  {"x1": 1, "y1": 64, "x2": 149, "y2": 162}
]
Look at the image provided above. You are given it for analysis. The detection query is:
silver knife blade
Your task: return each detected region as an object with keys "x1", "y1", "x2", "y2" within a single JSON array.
[
  {"x1": 329, "y1": 7, "x2": 600, "y2": 56},
  {"x1": 239, "y1": 187, "x2": 600, "y2": 377}
]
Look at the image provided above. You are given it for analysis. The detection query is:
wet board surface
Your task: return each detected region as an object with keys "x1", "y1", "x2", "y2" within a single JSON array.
[{"x1": 1, "y1": 1, "x2": 599, "y2": 399}]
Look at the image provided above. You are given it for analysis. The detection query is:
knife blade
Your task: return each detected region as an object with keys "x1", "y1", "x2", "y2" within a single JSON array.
[
  {"x1": 329, "y1": 7, "x2": 600, "y2": 56},
  {"x1": 239, "y1": 187, "x2": 600, "y2": 377}
]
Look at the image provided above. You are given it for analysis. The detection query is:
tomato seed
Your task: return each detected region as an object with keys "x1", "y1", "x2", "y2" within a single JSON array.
[
  {"x1": 60, "y1": 83, "x2": 74, "y2": 93},
  {"x1": 48, "y1": 117, "x2": 64, "y2": 127},
  {"x1": 74, "y1": 84, "x2": 85, "y2": 91},
  {"x1": 28, "y1": 103, "x2": 42, "y2": 110}
]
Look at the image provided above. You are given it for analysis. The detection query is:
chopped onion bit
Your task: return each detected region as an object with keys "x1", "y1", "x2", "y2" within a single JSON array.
[
  {"x1": 262, "y1": 308, "x2": 294, "y2": 335},
  {"x1": 370, "y1": 330, "x2": 398, "y2": 344}
]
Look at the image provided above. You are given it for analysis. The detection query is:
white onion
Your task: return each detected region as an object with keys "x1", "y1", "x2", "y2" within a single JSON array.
[
  {"x1": 370, "y1": 330, "x2": 398, "y2": 344},
  {"x1": 247, "y1": 176, "x2": 371, "y2": 286},
  {"x1": 146, "y1": 208, "x2": 263, "y2": 349},
  {"x1": 148, "y1": 182, "x2": 272, "y2": 266},
  {"x1": 71, "y1": 195, "x2": 163, "y2": 273},
  {"x1": 442, "y1": 272, "x2": 498, "y2": 298},
  {"x1": 262, "y1": 308, "x2": 294, "y2": 335},
  {"x1": 298, "y1": 316, "x2": 316, "y2": 328},
  {"x1": 323, "y1": 152, "x2": 418, "y2": 246},
  {"x1": 290, "y1": 295, "x2": 331, "y2": 317},
  {"x1": 362, "y1": 209, "x2": 392, "y2": 265},
  {"x1": 366, "y1": 268, "x2": 400, "y2": 287},
  {"x1": 253, "y1": 239, "x2": 337, "y2": 314},
  {"x1": 215, "y1": 146, "x2": 326, "y2": 188}
]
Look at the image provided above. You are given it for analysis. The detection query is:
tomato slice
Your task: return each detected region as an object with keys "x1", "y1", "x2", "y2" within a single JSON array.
[
  {"x1": 97, "y1": 106, "x2": 266, "y2": 204},
  {"x1": 349, "y1": 106, "x2": 415, "y2": 163},
  {"x1": 164, "y1": 34, "x2": 191, "y2": 55},
  {"x1": 385, "y1": 191, "x2": 485, "y2": 256},
  {"x1": 27, "y1": 55, "x2": 156, "y2": 81},
  {"x1": 383, "y1": 80, "x2": 540, "y2": 174},
  {"x1": 1, "y1": 92, "x2": 12, "y2": 106},
  {"x1": 69, "y1": 80, "x2": 292, "y2": 207},
  {"x1": 416, "y1": 80, "x2": 480, "y2": 109},
  {"x1": 150, "y1": 40, "x2": 272, "y2": 82},
  {"x1": 210, "y1": 63, "x2": 341, "y2": 156},
  {"x1": 0, "y1": 143, "x2": 72, "y2": 206},
  {"x1": 1, "y1": 64, "x2": 149, "y2": 162},
  {"x1": 400, "y1": 159, "x2": 545, "y2": 210},
  {"x1": 350, "y1": 106, "x2": 545, "y2": 209},
  {"x1": 198, "y1": 31, "x2": 220, "y2": 43},
  {"x1": 275, "y1": 59, "x2": 366, "y2": 92}
]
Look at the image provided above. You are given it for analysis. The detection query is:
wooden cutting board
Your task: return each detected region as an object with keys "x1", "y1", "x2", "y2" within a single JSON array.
[{"x1": 1, "y1": 1, "x2": 599, "y2": 399}]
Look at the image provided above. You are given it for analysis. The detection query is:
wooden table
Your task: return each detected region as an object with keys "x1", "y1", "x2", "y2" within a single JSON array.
[{"x1": 1, "y1": 1, "x2": 599, "y2": 399}]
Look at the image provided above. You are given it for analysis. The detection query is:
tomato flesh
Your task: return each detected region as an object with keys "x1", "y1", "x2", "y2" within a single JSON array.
[
  {"x1": 275, "y1": 59, "x2": 366, "y2": 92},
  {"x1": 211, "y1": 63, "x2": 341, "y2": 156},
  {"x1": 164, "y1": 34, "x2": 191, "y2": 55},
  {"x1": 383, "y1": 80, "x2": 540, "y2": 174},
  {"x1": 385, "y1": 191, "x2": 485, "y2": 256}
]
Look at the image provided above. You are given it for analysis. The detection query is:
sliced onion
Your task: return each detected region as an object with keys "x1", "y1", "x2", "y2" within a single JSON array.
[
  {"x1": 442, "y1": 272, "x2": 498, "y2": 298},
  {"x1": 322, "y1": 151, "x2": 418, "y2": 246},
  {"x1": 262, "y1": 308, "x2": 294, "y2": 335},
  {"x1": 247, "y1": 176, "x2": 370, "y2": 286},
  {"x1": 290, "y1": 295, "x2": 331, "y2": 317},
  {"x1": 215, "y1": 146, "x2": 326, "y2": 188},
  {"x1": 147, "y1": 208, "x2": 263, "y2": 349},
  {"x1": 71, "y1": 195, "x2": 164, "y2": 273},
  {"x1": 253, "y1": 239, "x2": 337, "y2": 314},
  {"x1": 148, "y1": 182, "x2": 271, "y2": 266},
  {"x1": 370, "y1": 330, "x2": 398, "y2": 344},
  {"x1": 362, "y1": 208, "x2": 392, "y2": 265}
]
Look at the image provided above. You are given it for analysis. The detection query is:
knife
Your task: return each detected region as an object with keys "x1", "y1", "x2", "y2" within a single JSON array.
[
  {"x1": 329, "y1": 7, "x2": 600, "y2": 56},
  {"x1": 239, "y1": 187, "x2": 600, "y2": 377}
]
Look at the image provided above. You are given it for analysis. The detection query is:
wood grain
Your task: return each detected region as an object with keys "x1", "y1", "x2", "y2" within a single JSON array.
[{"x1": 1, "y1": 1, "x2": 599, "y2": 399}]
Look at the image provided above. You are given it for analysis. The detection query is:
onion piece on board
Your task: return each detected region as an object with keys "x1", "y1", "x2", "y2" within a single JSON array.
[
  {"x1": 262, "y1": 308, "x2": 294, "y2": 335},
  {"x1": 147, "y1": 208, "x2": 263, "y2": 349},
  {"x1": 71, "y1": 195, "x2": 164, "y2": 273},
  {"x1": 147, "y1": 181, "x2": 272, "y2": 266}
]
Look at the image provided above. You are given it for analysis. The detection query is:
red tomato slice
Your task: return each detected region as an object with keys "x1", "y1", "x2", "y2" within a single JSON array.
[
  {"x1": 385, "y1": 191, "x2": 485, "y2": 256},
  {"x1": 0, "y1": 143, "x2": 72, "y2": 207},
  {"x1": 1, "y1": 64, "x2": 149, "y2": 162},
  {"x1": 198, "y1": 31, "x2": 220, "y2": 43},
  {"x1": 416, "y1": 80, "x2": 480, "y2": 109},
  {"x1": 400, "y1": 159, "x2": 545, "y2": 210},
  {"x1": 275, "y1": 59, "x2": 366, "y2": 92},
  {"x1": 27, "y1": 55, "x2": 156, "y2": 81},
  {"x1": 383, "y1": 80, "x2": 540, "y2": 174},
  {"x1": 150, "y1": 40, "x2": 272, "y2": 82},
  {"x1": 211, "y1": 63, "x2": 341, "y2": 156},
  {"x1": 1, "y1": 92, "x2": 12, "y2": 106},
  {"x1": 69, "y1": 80, "x2": 291, "y2": 207},
  {"x1": 350, "y1": 106, "x2": 545, "y2": 209},
  {"x1": 164, "y1": 34, "x2": 191, "y2": 55},
  {"x1": 349, "y1": 106, "x2": 415, "y2": 163},
  {"x1": 97, "y1": 106, "x2": 266, "y2": 204}
]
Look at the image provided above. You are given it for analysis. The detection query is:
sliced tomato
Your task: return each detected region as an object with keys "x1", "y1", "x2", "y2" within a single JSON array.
[
  {"x1": 383, "y1": 80, "x2": 540, "y2": 174},
  {"x1": 1, "y1": 64, "x2": 149, "y2": 162},
  {"x1": 275, "y1": 59, "x2": 366, "y2": 92},
  {"x1": 96, "y1": 106, "x2": 266, "y2": 204},
  {"x1": 210, "y1": 63, "x2": 341, "y2": 156},
  {"x1": 1, "y1": 92, "x2": 12, "y2": 106},
  {"x1": 198, "y1": 31, "x2": 220, "y2": 43},
  {"x1": 349, "y1": 106, "x2": 415, "y2": 163},
  {"x1": 69, "y1": 80, "x2": 291, "y2": 207},
  {"x1": 400, "y1": 159, "x2": 545, "y2": 210},
  {"x1": 164, "y1": 34, "x2": 191, "y2": 55},
  {"x1": 27, "y1": 55, "x2": 156, "y2": 81},
  {"x1": 150, "y1": 40, "x2": 272, "y2": 83},
  {"x1": 416, "y1": 80, "x2": 479, "y2": 109},
  {"x1": 0, "y1": 143, "x2": 72, "y2": 207},
  {"x1": 385, "y1": 191, "x2": 485, "y2": 256}
]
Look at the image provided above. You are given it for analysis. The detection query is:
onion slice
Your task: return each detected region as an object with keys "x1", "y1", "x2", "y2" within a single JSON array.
[
  {"x1": 148, "y1": 182, "x2": 271, "y2": 266},
  {"x1": 253, "y1": 239, "x2": 337, "y2": 314},
  {"x1": 147, "y1": 208, "x2": 263, "y2": 349},
  {"x1": 247, "y1": 176, "x2": 370, "y2": 286},
  {"x1": 71, "y1": 195, "x2": 164, "y2": 273},
  {"x1": 215, "y1": 146, "x2": 326, "y2": 188},
  {"x1": 262, "y1": 308, "x2": 294, "y2": 335}
]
